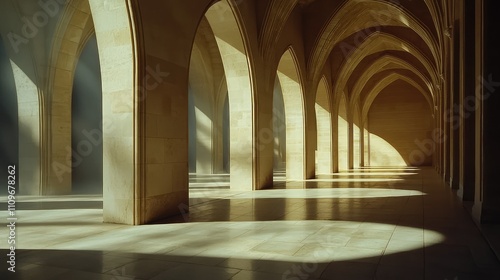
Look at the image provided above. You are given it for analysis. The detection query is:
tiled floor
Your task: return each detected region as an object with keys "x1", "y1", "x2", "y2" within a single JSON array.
[{"x1": 1, "y1": 167, "x2": 499, "y2": 279}]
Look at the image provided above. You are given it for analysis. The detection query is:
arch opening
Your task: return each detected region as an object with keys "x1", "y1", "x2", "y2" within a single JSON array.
[
  {"x1": 188, "y1": 0, "x2": 254, "y2": 191},
  {"x1": 276, "y1": 48, "x2": 306, "y2": 181},
  {"x1": 366, "y1": 80, "x2": 434, "y2": 167},
  {"x1": 272, "y1": 77, "x2": 286, "y2": 179},
  {"x1": 71, "y1": 34, "x2": 103, "y2": 194}
]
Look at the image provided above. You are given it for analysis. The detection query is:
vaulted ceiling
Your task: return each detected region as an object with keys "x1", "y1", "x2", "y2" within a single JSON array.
[{"x1": 259, "y1": 0, "x2": 445, "y2": 119}]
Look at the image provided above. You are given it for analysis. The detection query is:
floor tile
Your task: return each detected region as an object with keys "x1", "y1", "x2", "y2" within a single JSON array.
[
  {"x1": 320, "y1": 261, "x2": 377, "y2": 279},
  {"x1": 1, "y1": 168, "x2": 499, "y2": 279}
]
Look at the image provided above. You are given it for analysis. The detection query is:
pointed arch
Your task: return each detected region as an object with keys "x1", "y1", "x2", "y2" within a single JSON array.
[
  {"x1": 47, "y1": 0, "x2": 94, "y2": 195},
  {"x1": 362, "y1": 73, "x2": 434, "y2": 123},
  {"x1": 334, "y1": 32, "x2": 439, "y2": 102},
  {"x1": 308, "y1": 0, "x2": 440, "y2": 88},
  {"x1": 204, "y1": 0, "x2": 255, "y2": 190},
  {"x1": 349, "y1": 55, "x2": 435, "y2": 112},
  {"x1": 366, "y1": 79, "x2": 434, "y2": 167},
  {"x1": 189, "y1": 27, "x2": 218, "y2": 174},
  {"x1": 276, "y1": 46, "x2": 307, "y2": 180}
]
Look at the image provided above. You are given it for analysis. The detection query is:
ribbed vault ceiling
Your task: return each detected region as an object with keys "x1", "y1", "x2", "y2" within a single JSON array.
[{"x1": 259, "y1": 0, "x2": 443, "y2": 119}]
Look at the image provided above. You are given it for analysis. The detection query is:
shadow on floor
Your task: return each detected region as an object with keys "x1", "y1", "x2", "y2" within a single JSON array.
[{"x1": 0, "y1": 247, "x2": 492, "y2": 280}]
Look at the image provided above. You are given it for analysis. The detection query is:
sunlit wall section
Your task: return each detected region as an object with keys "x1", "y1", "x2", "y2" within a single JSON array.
[
  {"x1": 353, "y1": 104, "x2": 361, "y2": 168},
  {"x1": 273, "y1": 77, "x2": 286, "y2": 171},
  {"x1": 363, "y1": 126, "x2": 370, "y2": 166},
  {"x1": 221, "y1": 95, "x2": 230, "y2": 173},
  {"x1": 189, "y1": 22, "x2": 218, "y2": 174},
  {"x1": 191, "y1": 16, "x2": 228, "y2": 175},
  {"x1": 338, "y1": 94, "x2": 349, "y2": 171},
  {"x1": 315, "y1": 77, "x2": 332, "y2": 174},
  {"x1": 88, "y1": 0, "x2": 137, "y2": 224},
  {"x1": 277, "y1": 48, "x2": 306, "y2": 180},
  {"x1": 205, "y1": 1, "x2": 254, "y2": 190},
  {"x1": 188, "y1": 88, "x2": 197, "y2": 173}
]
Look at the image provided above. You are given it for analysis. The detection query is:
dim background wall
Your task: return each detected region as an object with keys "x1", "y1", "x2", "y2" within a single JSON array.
[{"x1": 368, "y1": 80, "x2": 433, "y2": 166}]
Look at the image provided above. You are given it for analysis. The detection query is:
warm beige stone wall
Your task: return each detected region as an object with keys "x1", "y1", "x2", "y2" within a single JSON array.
[
  {"x1": 206, "y1": 1, "x2": 255, "y2": 189},
  {"x1": 48, "y1": 0, "x2": 93, "y2": 195},
  {"x1": 89, "y1": 0, "x2": 146, "y2": 224},
  {"x1": 135, "y1": 0, "x2": 209, "y2": 223},
  {"x1": 271, "y1": 7, "x2": 315, "y2": 181},
  {"x1": 315, "y1": 77, "x2": 332, "y2": 174},
  {"x1": 273, "y1": 78, "x2": 286, "y2": 170},
  {"x1": 352, "y1": 104, "x2": 361, "y2": 168},
  {"x1": 367, "y1": 80, "x2": 434, "y2": 166},
  {"x1": 277, "y1": 48, "x2": 306, "y2": 180},
  {"x1": 189, "y1": 18, "x2": 224, "y2": 174},
  {"x1": 8, "y1": 0, "x2": 491, "y2": 225},
  {"x1": 338, "y1": 94, "x2": 349, "y2": 171}
]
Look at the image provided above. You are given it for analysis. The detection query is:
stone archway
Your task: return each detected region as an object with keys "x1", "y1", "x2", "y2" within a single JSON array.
[
  {"x1": 204, "y1": 1, "x2": 255, "y2": 190},
  {"x1": 48, "y1": 0, "x2": 94, "y2": 195},
  {"x1": 276, "y1": 47, "x2": 307, "y2": 180}
]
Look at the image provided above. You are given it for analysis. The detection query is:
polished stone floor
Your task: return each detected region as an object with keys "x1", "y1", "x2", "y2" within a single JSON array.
[{"x1": 1, "y1": 167, "x2": 499, "y2": 279}]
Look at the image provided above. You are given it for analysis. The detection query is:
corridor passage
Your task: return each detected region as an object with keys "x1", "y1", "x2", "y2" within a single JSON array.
[{"x1": 1, "y1": 168, "x2": 499, "y2": 279}]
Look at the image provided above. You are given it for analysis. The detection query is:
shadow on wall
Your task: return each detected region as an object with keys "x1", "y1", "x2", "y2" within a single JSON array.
[
  {"x1": 0, "y1": 38, "x2": 19, "y2": 196},
  {"x1": 367, "y1": 81, "x2": 434, "y2": 167},
  {"x1": 71, "y1": 35, "x2": 103, "y2": 194},
  {"x1": 188, "y1": 88, "x2": 230, "y2": 174},
  {"x1": 273, "y1": 77, "x2": 286, "y2": 171},
  {"x1": 222, "y1": 95, "x2": 229, "y2": 173}
]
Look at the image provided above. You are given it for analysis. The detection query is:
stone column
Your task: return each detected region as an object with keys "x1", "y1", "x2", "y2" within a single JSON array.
[
  {"x1": 89, "y1": 0, "x2": 143, "y2": 224},
  {"x1": 443, "y1": 23, "x2": 452, "y2": 183}
]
